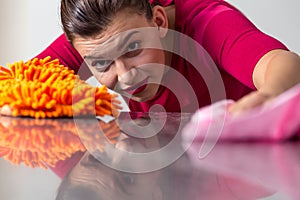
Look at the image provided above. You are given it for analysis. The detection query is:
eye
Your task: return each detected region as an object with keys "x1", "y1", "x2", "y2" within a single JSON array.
[
  {"x1": 124, "y1": 41, "x2": 142, "y2": 58},
  {"x1": 91, "y1": 60, "x2": 113, "y2": 72},
  {"x1": 121, "y1": 173, "x2": 135, "y2": 184},
  {"x1": 113, "y1": 173, "x2": 136, "y2": 194},
  {"x1": 127, "y1": 42, "x2": 140, "y2": 51}
]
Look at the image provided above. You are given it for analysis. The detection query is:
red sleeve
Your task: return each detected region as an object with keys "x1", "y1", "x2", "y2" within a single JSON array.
[
  {"x1": 35, "y1": 34, "x2": 91, "y2": 80},
  {"x1": 49, "y1": 151, "x2": 84, "y2": 179},
  {"x1": 202, "y1": 9, "x2": 289, "y2": 89},
  {"x1": 175, "y1": 0, "x2": 289, "y2": 89}
]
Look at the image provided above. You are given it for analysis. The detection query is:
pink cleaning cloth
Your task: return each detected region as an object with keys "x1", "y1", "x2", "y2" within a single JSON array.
[{"x1": 182, "y1": 83, "x2": 300, "y2": 142}]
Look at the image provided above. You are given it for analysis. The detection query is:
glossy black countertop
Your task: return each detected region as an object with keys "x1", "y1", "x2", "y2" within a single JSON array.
[{"x1": 0, "y1": 113, "x2": 299, "y2": 200}]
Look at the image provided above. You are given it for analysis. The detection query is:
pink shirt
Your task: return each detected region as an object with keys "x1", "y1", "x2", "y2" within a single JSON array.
[{"x1": 36, "y1": 0, "x2": 288, "y2": 113}]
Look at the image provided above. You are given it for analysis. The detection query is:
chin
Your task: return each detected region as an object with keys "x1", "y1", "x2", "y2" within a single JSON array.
[{"x1": 131, "y1": 84, "x2": 159, "y2": 102}]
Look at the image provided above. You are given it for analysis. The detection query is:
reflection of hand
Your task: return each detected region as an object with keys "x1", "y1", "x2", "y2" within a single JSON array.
[
  {"x1": 229, "y1": 91, "x2": 275, "y2": 115},
  {"x1": 115, "y1": 136, "x2": 161, "y2": 153},
  {"x1": 109, "y1": 135, "x2": 163, "y2": 173},
  {"x1": 116, "y1": 112, "x2": 165, "y2": 139}
]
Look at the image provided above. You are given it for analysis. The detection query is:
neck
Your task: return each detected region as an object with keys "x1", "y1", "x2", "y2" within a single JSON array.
[{"x1": 164, "y1": 5, "x2": 175, "y2": 30}]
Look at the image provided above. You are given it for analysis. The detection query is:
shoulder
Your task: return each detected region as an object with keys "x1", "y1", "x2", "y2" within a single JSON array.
[{"x1": 174, "y1": 0, "x2": 240, "y2": 37}]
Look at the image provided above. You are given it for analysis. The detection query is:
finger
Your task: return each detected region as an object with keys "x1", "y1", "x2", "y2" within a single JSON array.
[{"x1": 229, "y1": 92, "x2": 271, "y2": 115}]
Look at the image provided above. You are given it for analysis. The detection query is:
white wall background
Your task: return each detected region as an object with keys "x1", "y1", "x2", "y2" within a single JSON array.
[
  {"x1": 0, "y1": 1, "x2": 62, "y2": 200},
  {"x1": 0, "y1": 1, "x2": 299, "y2": 200},
  {"x1": 226, "y1": 0, "x2": 300, "y2": 54},
  {"x1": 0, "y1": 0, "x2": 62, "y2": 66}
]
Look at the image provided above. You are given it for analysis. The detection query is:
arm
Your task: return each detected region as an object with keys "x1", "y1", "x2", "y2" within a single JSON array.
[
  {"x1": 176, "y1": 0, "x2": 298, "y2": 113},
  {"x1": 229, "y1": 49, "x2": 300, "y2": 114},
  {"x1": 253, "y1": 49, "x2": 300, "y2": 96}
]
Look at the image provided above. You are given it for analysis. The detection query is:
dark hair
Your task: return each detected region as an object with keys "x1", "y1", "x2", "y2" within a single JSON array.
[
  {"x1": 60, "y1": 0, "x2": 153, "y2": 42},
  {"x1": 55, "y1": 154, "x2": 191, "y2": 200}
]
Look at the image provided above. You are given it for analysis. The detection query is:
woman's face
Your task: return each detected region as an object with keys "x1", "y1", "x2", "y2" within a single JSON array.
[
  {"x1": 73, "y1": 8, "x2": 168, "y2": 102},
  {"x1": 69, "y1": 150, "x2": 162, "y2": 200}
]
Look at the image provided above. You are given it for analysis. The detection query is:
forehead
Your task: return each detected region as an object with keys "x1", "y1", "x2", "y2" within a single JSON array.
[{"x1": 73, "y1": 9, "x2": 153, "y2": 56}]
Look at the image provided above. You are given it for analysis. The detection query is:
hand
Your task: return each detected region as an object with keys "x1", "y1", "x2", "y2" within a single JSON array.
[
  {"x1": 228, "y1": 91, "x2": 275, "y2": 115},
  {"x1": 245, "y1": 49, "x2": 300, "y2": 116},
  {"x1": 0, "y1": 105, "x2": 12, "y2": 116}
]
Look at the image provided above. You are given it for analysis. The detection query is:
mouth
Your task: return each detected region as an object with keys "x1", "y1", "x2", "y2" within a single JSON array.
[{"x1": 122, "y1": 77, "x2": 149, "y2": 95}]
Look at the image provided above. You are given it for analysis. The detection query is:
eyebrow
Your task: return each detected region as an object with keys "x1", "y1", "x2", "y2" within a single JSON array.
[
  {"x1": 84, "y1": 31, "x2": 139, "y2": 60},
  {"x1": 118, "y1": 30, "x2": 139, "y2": 51},
  {"x1": 113, "y1": 174, "x2": 130, "y2": 195},
  {"x1": 84, "y1": 55, "x2": 105, "y2": 60}
]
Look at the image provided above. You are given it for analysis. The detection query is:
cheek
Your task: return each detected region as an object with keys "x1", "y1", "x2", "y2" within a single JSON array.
[
  {"x1": 141, "y1": 50, "x2": 167, "y2": 76},
  {"x1": 137, "y1": 49, "x2": 166, "y2": 74},
  {"x1": 146, "y1": 49, "x2": 165, "y2": 64}
]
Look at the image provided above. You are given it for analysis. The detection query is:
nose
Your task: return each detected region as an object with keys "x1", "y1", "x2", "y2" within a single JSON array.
[{"x1": 115, "y1": 59, "x2": 138, "y2": 85}]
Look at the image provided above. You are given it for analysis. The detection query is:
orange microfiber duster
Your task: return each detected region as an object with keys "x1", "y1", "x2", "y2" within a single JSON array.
[
  {"x1": 0, "y1": 117, "x2": 120, "y2": 169},
  {"x1": 0, "y1": 56, "x2": 121, "y2": 118}
]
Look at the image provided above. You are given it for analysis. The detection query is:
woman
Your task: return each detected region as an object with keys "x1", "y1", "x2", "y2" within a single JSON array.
[{"x1": 36, "y1": 0, "x2": 300, "y2": 114}]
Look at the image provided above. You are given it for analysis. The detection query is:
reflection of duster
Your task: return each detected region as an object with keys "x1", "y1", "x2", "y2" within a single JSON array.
[
  {"x1": 0, "y1": 117, "x2": 120, "y2": 169},
  {"x1": 0, "y1": 56, "x2": 120, "y2": 118}
]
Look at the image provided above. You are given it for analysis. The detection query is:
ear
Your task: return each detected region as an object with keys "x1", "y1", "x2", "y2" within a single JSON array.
[{"x1": 151, "y1": 6, "x2": 168, "y2": 38}]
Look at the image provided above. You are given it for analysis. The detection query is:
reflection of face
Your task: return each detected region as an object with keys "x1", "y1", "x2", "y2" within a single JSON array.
[
  {"x1": 73, "y1": 9, "x2": 167, "y2": 102},
  {"x1": 69, "y1": 151, "x2": 162, "y2": 200}
]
